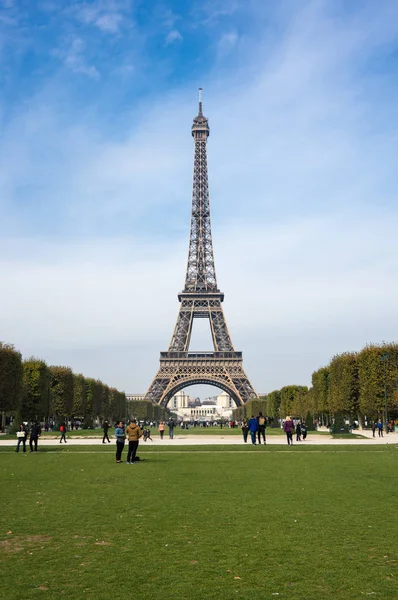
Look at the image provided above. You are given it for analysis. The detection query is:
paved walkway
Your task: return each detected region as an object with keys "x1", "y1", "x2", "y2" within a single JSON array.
[{"x1": 1, "y1": 430, "x2": 397, "y2": 447}]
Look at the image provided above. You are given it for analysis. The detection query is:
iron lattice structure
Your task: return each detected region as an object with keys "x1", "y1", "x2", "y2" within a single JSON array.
[{"x1": 145, "y1": 90, "x2": 257, "y2": 407}]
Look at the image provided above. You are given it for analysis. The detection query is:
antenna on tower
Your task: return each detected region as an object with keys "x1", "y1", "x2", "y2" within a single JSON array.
[{"x1": 198, "y1": 88, "x2": 203, "y2": 116}]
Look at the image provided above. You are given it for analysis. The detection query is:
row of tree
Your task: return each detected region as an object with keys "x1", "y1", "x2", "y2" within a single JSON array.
[
  {"x1": 0, "y1": 342, "x2": 127, "y2": 429},
  {"x1": 253, "y1": 343, "x2": 398, "y2": 425},
  {"x1": 126, "y1": 400, "x2": 170, "y2": 423}
]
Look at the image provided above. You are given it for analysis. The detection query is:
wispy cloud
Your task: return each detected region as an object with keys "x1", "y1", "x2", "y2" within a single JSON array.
[
  {"x1": 165, "y1": 29, "x2": 183, "y2": 45},
  {"x1": 52, "y1": 35, "x2": 100, "y2": 79},
  {"x1": 69, "y1": 0, "x2": 132, "y2": 35}
]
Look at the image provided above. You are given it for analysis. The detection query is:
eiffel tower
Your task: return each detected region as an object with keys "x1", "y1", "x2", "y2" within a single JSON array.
[{"x1": 145, "y1": 90, "x2": 257, "y2": 407}]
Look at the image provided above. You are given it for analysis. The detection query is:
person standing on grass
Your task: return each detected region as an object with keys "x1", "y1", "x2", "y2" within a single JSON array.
[
  {"x1": 114, "y1": 421, "x2": 125, "y2": 463},
  {"x1": 257, "y1": 412, "x2": 267, "y2": 445},
  {"x1": 158, "y1": 421, "x2": 165, "y2": 440},
  {"x1": 168, "y1": 418, "x2": 175, "y2": 440},
  {"x1": 248, "y1": 415, "x2": 258, "y2": 445},
  {"x1": 59, "y1": 422, "x2": 67, "y2": 443},
  {"x1": 16, "y1": 423, "x2": 28, "y2": 453},
  {"x1": 102, "y1": 420, "x2": 111, "y2": 444},
  {"x1": 241, "y1": 419, "x2": 249, "y2": 443},
  {"x1": 126, "y1": 419, "x2": 143, "y2": 464},
  {"x1": 283, "y1": 416, "x2": 294, "y2": 446},
  {"x1": 29, "y1": 422, "x2": 41, "y2": 452},
  {"x1": 376, "y1": 419, "x2": 383, "y2": 437}
]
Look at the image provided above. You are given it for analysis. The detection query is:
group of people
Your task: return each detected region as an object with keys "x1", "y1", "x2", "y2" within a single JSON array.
[
  {"x1": 240, "y1": 414, "x2": 308, "y2": 446},
  {"x1": 371, "y1": 419, "x2": 384, "y2": 437},
  {"x1": 283, "y1": 417, "x2": 308, "y2": 445},
  {"x1": 114, "y1": 419, "x2": 143, "y2": 464},
  {"x1": 241, "y1": 412, "x2": 267, "y2": 445},
  {"x1": 15, "y1": 422, "x2": 41, "y2": 453},
  {"x1": 157, "y1": 419, "x2": 175, "y2": 440}
]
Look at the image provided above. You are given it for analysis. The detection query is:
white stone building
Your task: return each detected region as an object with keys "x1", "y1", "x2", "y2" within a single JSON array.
[{"x1": 169, "y1": 390, "x2": 236, "y2": 421}]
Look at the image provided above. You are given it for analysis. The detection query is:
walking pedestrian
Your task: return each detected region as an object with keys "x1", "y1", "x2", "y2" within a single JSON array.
[
  {"x1": 158, "y1": 421, "x2": 165, "y2": 440},
  {"x1": 376, "y1": 419, "x2": 383, "y2": 437},
  {"x1": 283, "y1": 416, "x2": 294, "y2": 446},
  {"x1": 301, "y1": 422, "x2": 307, "y2": 440},
  {"x1": 102, "y1": 420, "x2": 111, "y2": 443},
  {"x1": 59, "y1": 422, "x2": 67, "y2": 443},
  {"x1": 371, "y1": 420, "x2": 376, "y2": 437},
  {"x1": 29, "y1": 422, "x2": 41, "y2": 452},
  {"x1": 296, "y1": 421, "x2": 302, "y2": 442},
  {"x1": 241, "y1": 419, "x2": 249, "y2": 443},
  {"x1": 114, "y1": 421, "x2": 125, "y2": 463},
  {"x1": 168, "y1": 418, "x2": 175, "y2": 440},
  {"x1": 257, "y1": 412, "x2": 267, "y2": 445},
  {"x1": 248, "y1": 415, "x2": 258, "y2": 445},
  {"x1": 125, "y1": 419, "x2": 143, "y2": 464},
  {"x1": 16, "y1": 423, "x2": 28, "y2": 453}
]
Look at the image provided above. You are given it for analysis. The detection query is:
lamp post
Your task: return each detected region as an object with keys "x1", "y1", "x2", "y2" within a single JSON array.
[{"x1": 380, "y1": 353, "x2": 389, "y2": 433}]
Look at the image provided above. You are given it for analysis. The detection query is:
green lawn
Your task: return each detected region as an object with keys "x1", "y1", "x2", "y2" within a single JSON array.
[{"x1": 1, "y1": 446, "x2": 397, "y2": 600}]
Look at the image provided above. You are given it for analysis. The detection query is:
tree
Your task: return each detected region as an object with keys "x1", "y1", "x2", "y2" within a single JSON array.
[
  {"x1": 0, "y1": 343, "x2": 23, "y2": 430},
  {"x1": 49, "y1": 366, "x2": 74, "y2": 421},
  {"x1": 21, "y1": 358, "x2": 49, "y2": 421},
  {"x1": 311, "y1": 367, "x2": 330, "y2": 418},
  {"x1": 73, "y1": 374, "x2": 87, "y2": 418},
  {"x1": 328, "y1": 352, "x2": 359, "y2": 417},
  {"x1": 266, "y1": 391, "x2": 280, "y2": 419},
  {"x1": 358, "y1": 343, "x2": 398, "y2": 419},
  {"x1": 85, "y1": 378, "x2": 103, "y2": 423},
  {"x1": 101, "y1": 385, "x2": 110, "y2": 420},
  {"x1": 279, "y1": 385, "x2": 307, "y2": 418}
]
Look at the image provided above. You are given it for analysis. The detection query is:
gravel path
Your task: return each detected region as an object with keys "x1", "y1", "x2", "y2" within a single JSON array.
[{"x1": 1, "y1": 430, "x2": 397, "y2": 446}]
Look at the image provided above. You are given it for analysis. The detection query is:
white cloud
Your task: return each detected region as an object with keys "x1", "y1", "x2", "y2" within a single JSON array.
[
  {"x1": 70, "y1": 0, "x2": 132, "y2": 34},
  {"x1": 52, "y1": 36, "x2": 100, "y2": 79},
  {"x1": 165, "y1": 29, "x2": 183, "y2": 45}
]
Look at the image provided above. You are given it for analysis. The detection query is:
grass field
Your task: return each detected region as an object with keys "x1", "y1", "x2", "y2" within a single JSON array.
[{"x1": 1, "y1": 445, "x2": 397, "y2": 600}]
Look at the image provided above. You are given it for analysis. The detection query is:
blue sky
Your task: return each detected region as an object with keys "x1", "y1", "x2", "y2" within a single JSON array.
[{"x1": 1, "y1": 0, "x2": 398, "y2": 397}]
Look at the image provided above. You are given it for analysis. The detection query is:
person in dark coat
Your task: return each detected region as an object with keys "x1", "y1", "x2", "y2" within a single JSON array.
[
  {"x1": 257, "y1": 412, "x2": 267, "y2": 445},
  {"x1": 168, "y1": 418, "x2": 175, "y2": 440},
  {"x1": 16, "y1": 423, "x2": 28, "y2": 453},
  {"x1": 102, "y1": 420, "x2": 111, "y2": 443},
  {"x1": 248, "y1": 415, "x2": 258, "y2": 445},
  {"x1": 296, "y1": 421, "x2": 302, "y2": 442},
  {"x1": 29, "y1": 422, "x2": 41, "y2": 452}
]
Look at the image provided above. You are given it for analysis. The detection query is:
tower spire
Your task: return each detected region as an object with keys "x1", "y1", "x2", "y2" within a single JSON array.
[{"x1": 198, "y1": 87, "x2": 203, "y2": 116}]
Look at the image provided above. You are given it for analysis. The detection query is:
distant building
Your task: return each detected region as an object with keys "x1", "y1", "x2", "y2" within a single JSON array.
[
  {"x1": 126, "y1": 394, "x2": 146, "y2": 402},
  {"x1": 170, "y1": 390, "x2": 236, "y2": 421}
]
